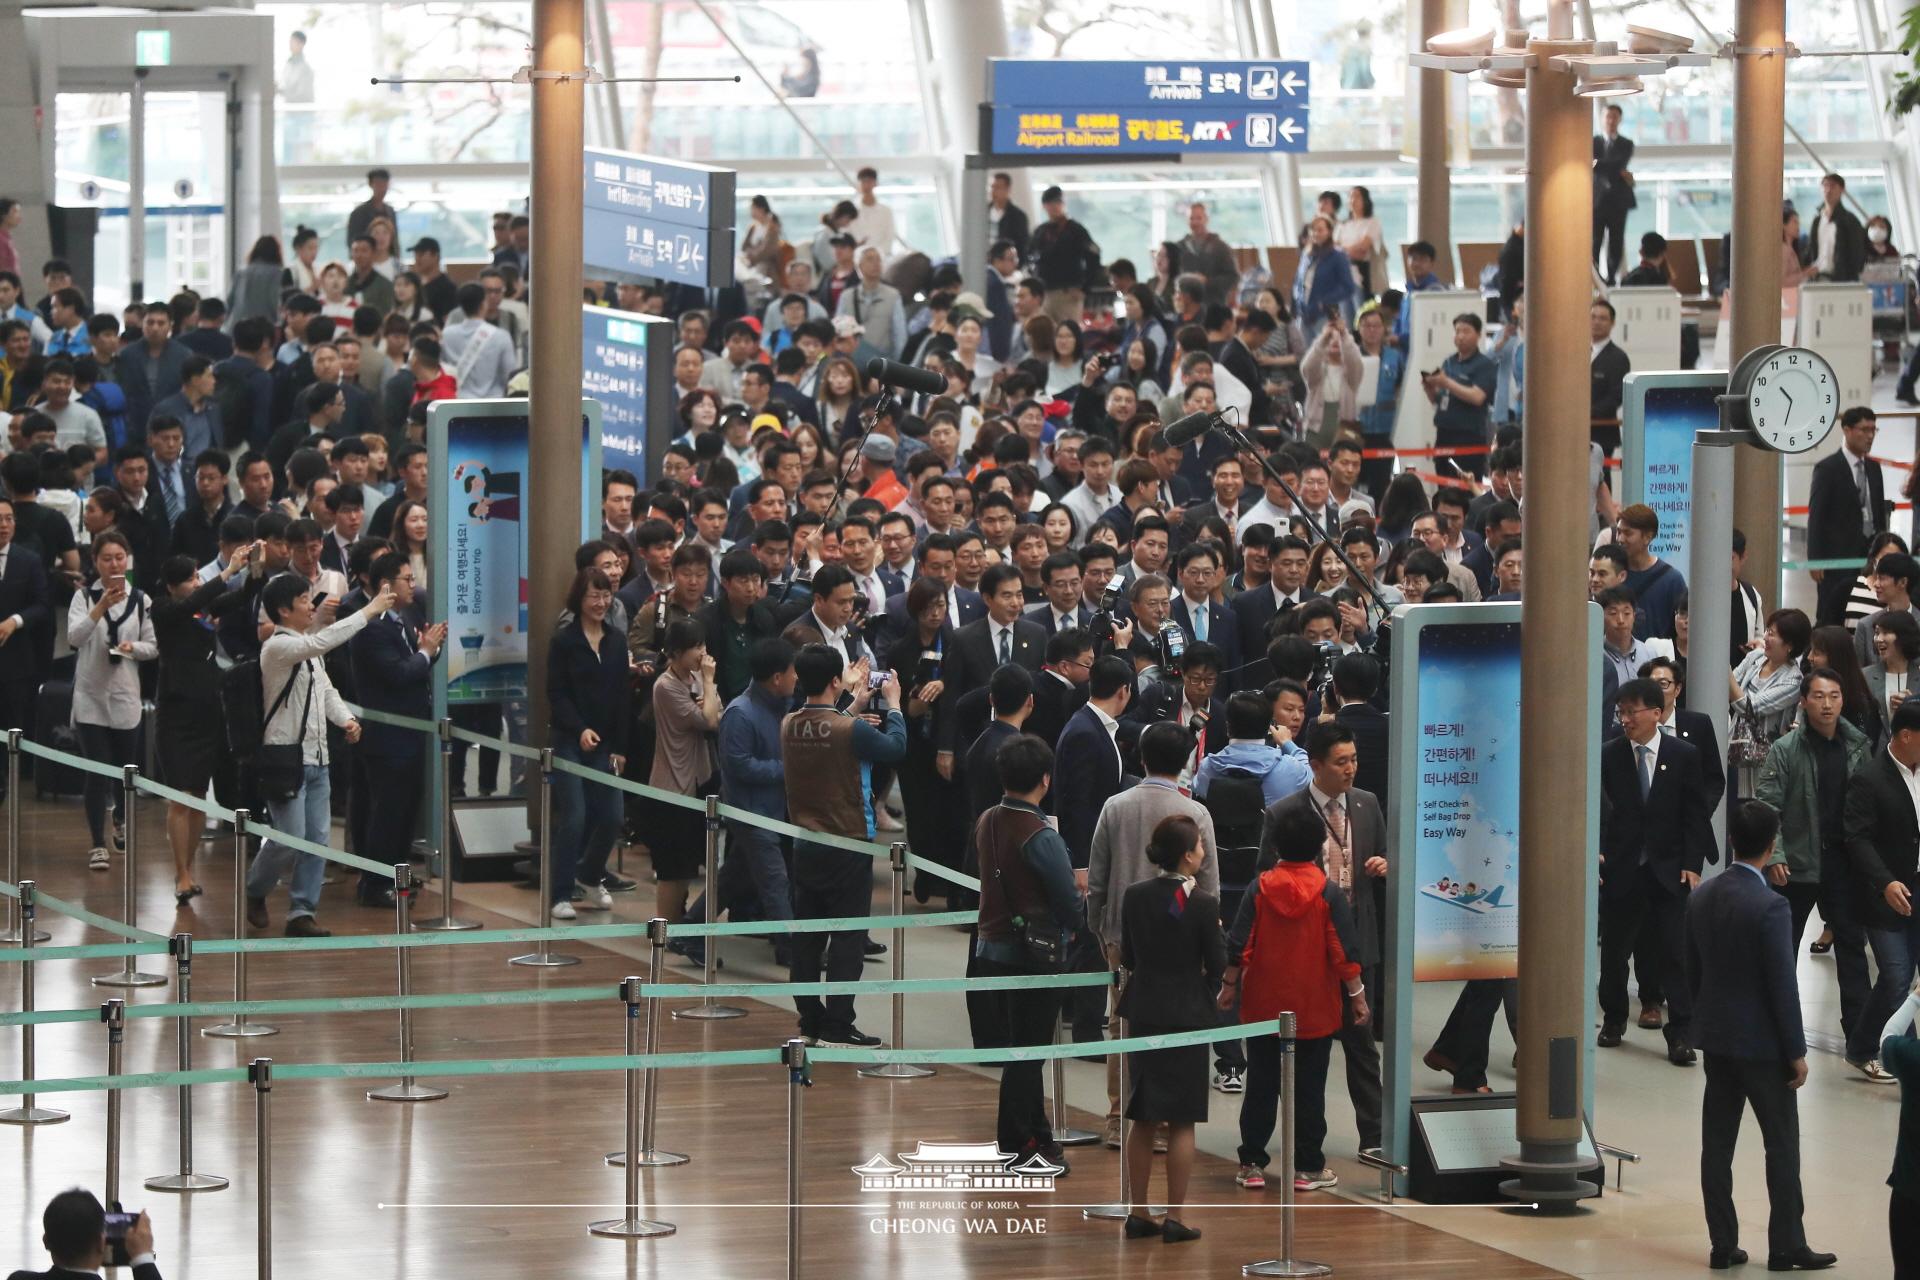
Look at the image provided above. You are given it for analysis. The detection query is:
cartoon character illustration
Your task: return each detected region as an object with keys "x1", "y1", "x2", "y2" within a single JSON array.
[{"x1": 454, "y1": 462, "x2": 521, "y2": 522}]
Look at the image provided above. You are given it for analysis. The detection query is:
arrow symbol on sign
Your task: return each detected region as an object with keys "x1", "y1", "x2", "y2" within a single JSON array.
[
  {"x1": 694, "y1": 188, "x2": 706, "y2": 212},
  {"x1": 1277, "y1": 116, "x2": 1302, "y2": 142},
  {"x1": 1281, "y1": 69, "x2": 1304, "y2": 96}
]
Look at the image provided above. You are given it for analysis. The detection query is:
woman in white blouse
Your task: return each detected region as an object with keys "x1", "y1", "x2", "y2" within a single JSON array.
[
  {"x1": 1869, "y1": 610, "x2": 1920, "y2": 745},
  {"x1": 68, "y1": 530, "x2": 158, "y2": 869},
  {"x1": 1334, "y1": 185, "x2": 1387, "y2": 299},
  {"x1": 1727, "y1": 608, "x2": 1811, "y2": 798}
]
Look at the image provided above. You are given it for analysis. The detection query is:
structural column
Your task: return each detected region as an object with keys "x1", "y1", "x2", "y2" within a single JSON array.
[
  {"x1": 1507, "y1": 28, "x2": 1595, "y2": 1202},
  {"x1": 1729, "y1": 0, "x2": 1787, "y2": 608},
  {"x1": 1415, "y1": 0, "x2": 1453, "y2": 252},
  {"x1": 926, "y1": 0, "x2": 1013, "y2": 288},
  {"x1": 527, "y1": 0, "x2": 588, "y2": 749}
]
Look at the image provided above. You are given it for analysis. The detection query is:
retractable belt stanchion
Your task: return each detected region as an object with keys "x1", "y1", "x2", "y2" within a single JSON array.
[
  {"x1": 93, "y1": 766, "x2": 165, "y2": 987},
  {"x1": 145, "y1": 933, "x2": 228, "y2": 1192},
  {"x1": 367, "y1": 864, "x2": 447, "y2": 1102},
  {"x1": 0, "y1": 881, "x2": 67, "y2": 1125},
  {"x1": 857, "y1": 842, "x2": 932, "y2": 1079},
  {"x1": 1, "y1": 731, "x2": 46, "y2": 943},
  {"x1": 205, "y1": 810, "x2": 276, "y2": 1039},
  {"x1": 607, "y1": 920, "x2": 688, "y2": 1168},
  {"x1": 588, "y1": 968, "x2": 677, "y2": 1238},
  {"x1": 510, "y1": 748, "x2": 577, "y2": 968},
  {"x1": 102, "y1": 999, "x2": 125, "y2": 1208},
  {"x1": 1244, "y1": 1011, "x2": 1331, "y2": 1278},
  {"x1": 784, "y1": 1036, "x2": 810, "y2": 1280},
  {"x1": 250, "y1": 1058, "x2": 273, "y2": 1280},
  {"x1": 673, "y1": 795, "x2": 744, "y2": 1020},
  {"x1": 1085, "y1": 1010, "x2": 1161, "y2": 1219},
  {"x1": 416, "y1": 718, "x2": 479, "y2": 931},
  {"x1": 1049, "y1": 1010, "x2": 1097, "y2": 1145}
]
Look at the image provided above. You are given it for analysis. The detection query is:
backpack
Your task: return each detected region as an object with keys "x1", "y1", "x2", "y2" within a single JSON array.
[
  {"x1": 1201, "y1": 766, "x2": 1268, "y2": 893},
  {"x1": 220, "y1": 658, "x2": 268, "y2": 758},
  {"x1": 212, "y1": 362, "x2": 254, "y2": 448}
]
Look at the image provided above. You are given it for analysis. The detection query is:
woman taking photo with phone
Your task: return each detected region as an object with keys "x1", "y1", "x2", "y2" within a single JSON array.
[{"x1": 69, "y1": 530, "x2": 157, "y2": 870}]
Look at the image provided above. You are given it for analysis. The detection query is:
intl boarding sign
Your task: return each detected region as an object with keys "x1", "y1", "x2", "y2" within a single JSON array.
[{"x1": 581, "y1": 148, "x2": 736, "y2": 289}]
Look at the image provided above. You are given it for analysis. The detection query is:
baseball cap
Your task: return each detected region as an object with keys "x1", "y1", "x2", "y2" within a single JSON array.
[
  {"x1": 860, "y1": 436, "x2": 898, "y2": 464},
  {"x1": 408, "y1": 237, "x2": 441, "y2": 254},
  {"x1": 832, "y1": 315, "x2": 865, "y2": 338}
]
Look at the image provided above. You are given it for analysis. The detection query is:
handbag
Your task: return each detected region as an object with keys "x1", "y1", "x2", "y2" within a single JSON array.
[
  {"x1": 1726, "y1": 702, "x2": 1774, "y2": 770},
  {"x1": 993, "y1": 862, "x2": 1066, "y2": 970},
  {"x1": 251, "y1": 661, "x2": 314, "y2": 805}
]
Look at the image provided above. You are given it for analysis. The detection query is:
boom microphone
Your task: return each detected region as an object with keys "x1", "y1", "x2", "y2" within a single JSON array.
[
  {"x1": 1162, "y1": 409, "x2": 1221, "y2": 449},
  {"x1": 865, "y1": 357, "x2": 946, "y2": 397}
]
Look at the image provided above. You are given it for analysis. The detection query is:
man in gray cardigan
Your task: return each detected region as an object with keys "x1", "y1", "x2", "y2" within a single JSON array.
[{"x1": 1087, "y1": 720, "x2": 1220, "y2": 1142}]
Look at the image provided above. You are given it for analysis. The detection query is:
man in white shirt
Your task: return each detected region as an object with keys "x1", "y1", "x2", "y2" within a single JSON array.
[
  {"x1": 700, "y1": 320, "x2": 759, "y2": 402},
  {"x1": 440, "y1": 283, "x2": 518, "y2": 399},
  {"x1": 839, "y1": 515, "x2": 889, "y2": 617},
  {"x1": 1165, "y1": 350, "x2": 1252, "y2": 423},
  {"x1": 1060, "y1": 436, "x2": 1120, "y2": 547},
  {"x1": 847, "y1": 166, "x2": 899, "y2": 255},
  {"x1": 1238, "y1": 452, "x2": 1298, "y2": 535}
]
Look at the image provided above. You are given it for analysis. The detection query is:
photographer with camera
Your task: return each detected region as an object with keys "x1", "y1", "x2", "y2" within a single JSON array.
[
  {"x1": 1129, "y1": 641, "x2": 1229, "y2": 787},
  {"x1": 11, "y1": 1189, "x2": 161, "y2": 1280}
]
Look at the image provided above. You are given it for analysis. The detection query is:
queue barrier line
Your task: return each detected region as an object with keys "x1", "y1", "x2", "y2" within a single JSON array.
[
  {"x1": 0, "y1": 880, "x2": 168, "y2": 944},
  {"x1": 236, "y1": 815, "x2": 395, "y2": 881},
  {"x1": 905, "y1": 851, "x2": 982, "y2": 893},
  {"x1": 0, "y1": 971, "x2": 1114, "y2": 1029},
  {"x1": 1781, "y1": 558, "x2": 1869, "y2": 572},
  {"x1": 444, "y1": 721, "x2": 545, "y2": 763},
  {"x1": 0, "y1": 907, "x2": 977, "y2": 964},
  {"x1": 1, "y1": 1018, "x2": 1282, "y2": 1097}
]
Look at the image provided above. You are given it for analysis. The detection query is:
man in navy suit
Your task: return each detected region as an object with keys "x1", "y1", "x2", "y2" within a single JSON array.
[
  {"x1": 1126, "y1": 642, "x2": 1230, "y2": 773},
  {"x1": 1026, "y1": 628, "x2": 1092, "y2": 754},
  {"x1": 935, "y1": 563, "x2": 1045, "y2": 767},
  {"x1": 347, "y1": 551, "x2": 445, "y2": 909},
  {"x1": 1026, "y1": 550, "x2": 1092, "y2": 637},
  {"x1": 9, "y1": 1188, "x2": 165, "y2": 1280},
  {"x1": 1236, "y1": 534, "x2": 1317, "y2": 689},
  {"x1": 1168, "y1": 542, "x2": 1240, "y2": 693},
  {"x1": 0, "y1": 498, "x2": 50, "y2": 768},
  {"x1": 1599, "y1": 677, "x2": 1718, "y2": 1064},
  {"x1": 873, "y1": 532, "x2": 979, "y2": 666},
  {"x1": 1685, "y1": 800, "x2": 1833, "y2": 1273},
  {"x1": 1053, "y1": 653, "x2": 1135, "y2": 1047}
]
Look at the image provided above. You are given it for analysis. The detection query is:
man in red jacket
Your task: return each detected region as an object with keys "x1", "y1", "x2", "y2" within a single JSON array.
[{"x1": 1220, "y1": 803, "x2": 1366, "y2": 1194}]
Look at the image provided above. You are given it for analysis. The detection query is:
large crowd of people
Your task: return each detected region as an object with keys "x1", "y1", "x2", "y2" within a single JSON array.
[{"x1": 2, "y1": 159, "x2": 1919, "y2": 1267}]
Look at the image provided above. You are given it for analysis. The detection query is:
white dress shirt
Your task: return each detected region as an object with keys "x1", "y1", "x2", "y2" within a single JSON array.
[
  {"x1": 988, "y1": 617, "x2": 1018, "y2": 665},
  {"x1": 1893, "y1": 747, "x2": 1920, "y2": 827},
  {"x1": 1088, "y1": 699, "x2": 1124, "y2": 775}
]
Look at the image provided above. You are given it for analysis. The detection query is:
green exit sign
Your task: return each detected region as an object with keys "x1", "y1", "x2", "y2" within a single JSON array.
[{"x1": 134, "y1": 29, "x2": 171, "y2": 66}]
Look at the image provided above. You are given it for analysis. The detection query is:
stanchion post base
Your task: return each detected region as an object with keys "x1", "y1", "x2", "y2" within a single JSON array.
[
  {"x1": 1243, "y1": 1260, "x2": 1333, "y2": 1277},
  {"x1": 413, "y1": 916, "x2": 482, "y2": 932},
  {"x1": 0, "y1": 1105, "x2": 69, "y2": 1125},
  {"x1": 671, "y1": 1003, "x2": 747, "y2": 1021},
  {"x1": 508, "y1": 951, "x2": 582, "y2": 968},
  {"x1": 588, "y1": 1217, "x2": 676, "y2": 1239},
  {"x1": 90, "y1": 969, "x2": 168, "y2": 988},
  {"x1": 0, "y1": 926, "x2": 50, "y2": 944},
  {"x1": 144, "y1": 1172, "x2": 229, "y2": 1193},
  {"x1": 1053, "y1": 1126, "x2": 1099, "y2": 1146},
  {"x1": 202, "y1": 1022, "x2": 279, "y2": 1039},
  {"x1": 856, "y1": 1062, "x2": 934, "y2": 1080},
  {"x1": 366, "y1": 1082, "x2": 449, "y2": 1103},
  {"x1": 604, "y1": 1148, "x2": 689, "y2": 1168}
]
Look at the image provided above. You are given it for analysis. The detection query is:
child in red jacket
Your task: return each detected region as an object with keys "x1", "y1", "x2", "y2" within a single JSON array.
[{"x1": 1219, "y1": 803, "x2": 1366, "y2": 1193}]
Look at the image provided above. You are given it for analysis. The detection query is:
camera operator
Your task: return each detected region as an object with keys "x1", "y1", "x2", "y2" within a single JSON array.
[
  {"x1": 1324, "y1": 653, "x2": 1390, "y2": 806},
  {"x1": 1128, "y1": 641, "x2": 1228, "y2": 787},
  {"x1": 12, "y1": 1189, "x2": 161, "y2": 1280}
]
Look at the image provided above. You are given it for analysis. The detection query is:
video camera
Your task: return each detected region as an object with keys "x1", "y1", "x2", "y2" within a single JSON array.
[
  {"x1": 1089, "y1": 583, "x2": 1122, "y2": 653},
  {"x1": 1157, "y1": 619, "x2": 1188, "y2": 677}
]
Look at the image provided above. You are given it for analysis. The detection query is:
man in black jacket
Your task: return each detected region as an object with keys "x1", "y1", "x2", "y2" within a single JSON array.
[
  {"x1": 1330, "y1": 653, "x2": 1389, "y2": 808},
  {"x1": 1598, "y1": 678, "x2": 1718, "y2": 1064},
  {"x1": 1591, "y1": 103, "x2": 1636, "y2": 284},
  {"x1": 1026, "y1": 628, "x2": 1091, "y2": 754},
  {"x1": 1588, "y1": 300, "x2": 1632, "y2": 457},
  {"x1": 1803, "y1": 173, "x2": 1867, "y2": 283},
  {"x1": 347, "y1": 552, "x2": 445, "y2": 908},
  {"x1": 10, "y1": 1188, "x2": 164, "y2": 1280},
  {"x1": 1026, "y1": 186, "x2": 1098, "y2": 324},
  {"x1": 1805, "y1": 407, "x2": 1886, "y2": 625},
  {"x1": 1845, "y1": 697, "x2": 1920, "y2": 1077},
  {"x1": 987, "y1": 172, "x2": 1030, "y2": 259},
  {"x1": 935, "y1": 563, "x2": 1045, "y2": 766},
  {"x1": 0, "y1": 498, "x2": 50, "y2": 776}
]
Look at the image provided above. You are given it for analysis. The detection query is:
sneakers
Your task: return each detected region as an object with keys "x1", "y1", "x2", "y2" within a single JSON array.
[
  {"x1": 1294, "y1": 1168, "x2": 1338, "y2": 1192},
  {"x1": 1848, "y1": 1057, "x2": 1897, "y2": 1084},
  {"x1": 1103, "y1": 1117, "x2": 1122, "y2": 1149},
  {"x1": 600, "y1": 872, "x2": 639, "y2": 892},
  {"x1": 88, "y1": 847, "x2": 110, "y2": 870},
  {"x1": 246, "y1": 896, "x2": 269, "y2": 929},
  {"x1": 1213, "y1": 1066, "x2": 1245, "y2": 1094},
  {"x1": 110, "y1": 821, "x2": 125, "y2": 852},
  {"x1": 550, "y1": 900, "x2": 577, "y2": 920},
  {"x1": 1235, "y1": 1164, "x2": 1266, "y2": 1190},
  {"x1": 576, "y1": 883, "x2": 613, "y2": 911},
  {"x1": 812, "y1": 1026, "x2": 882, "y2": 1047}
]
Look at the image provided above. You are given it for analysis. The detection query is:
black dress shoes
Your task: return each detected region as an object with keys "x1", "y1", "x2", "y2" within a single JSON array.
[
  {"x1": 1766, "y1": 1248, "x2": 1836, "y2": 1271},
  {"x1": 1668, "y1": 1041, "x2": 1698, "y2": 1066},
  {"x1": 1597, "y1": 1022, "x2": 1624, "y2": 1047},
  {"x1": 1709, "y1": 1246, "x2": 1748, "y2": 1269}
]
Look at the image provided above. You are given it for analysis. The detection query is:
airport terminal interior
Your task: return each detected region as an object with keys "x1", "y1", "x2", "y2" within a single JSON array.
[{"x1": 5, "y1": 0, "x2": 1920, "y2": 1275}]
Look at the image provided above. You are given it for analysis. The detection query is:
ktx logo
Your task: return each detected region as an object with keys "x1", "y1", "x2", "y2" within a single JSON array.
[{"x1": 1192, "y1": 120, "x2": 1235, "y2": 142}]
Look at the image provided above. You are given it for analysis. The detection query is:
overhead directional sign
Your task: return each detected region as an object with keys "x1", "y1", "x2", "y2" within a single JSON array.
[
  {"x1": 581, "y1": 148, "x2": 736, "y2": 290},
  {"x1": 989, "y1": 59, "x2": 1310, "y2": 107},
  {"x1": 983, "y1": 59, "x2": 1309, "y2": 156},
  {"x1": 581, "y1": 305, "x2": 672, "y2": 480}
]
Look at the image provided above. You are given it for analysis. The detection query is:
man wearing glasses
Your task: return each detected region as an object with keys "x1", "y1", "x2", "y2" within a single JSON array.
[{"x1": 1597, "y1": 677, "x2": 1717, "y2": 1064}]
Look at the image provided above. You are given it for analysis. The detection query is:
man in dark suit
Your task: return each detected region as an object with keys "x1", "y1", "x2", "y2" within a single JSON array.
[
  {"x1": 1588, "y1": 300, "x2": 1632, "y2": 456},
  {"x1": 1685, "y1": 800, "x2": 1834, "y2": 1274},
  {"x1": 1592, "y1": 103, "x2": 1636, "y2": 284},
  {"x1": 1126, "y1": 643, "x2": 1230, "y2": 766},
  {"x1": 1846, "y1": 697, "x2": 1920, "y2": 1078},
  {"x1": 989, "y1": 173, "x2": 1030, "y2": 259},
  {"x1": 1169, "y1": 542, "x2": 1240, "y2": 692},
  {"x1": 0, "y1": 498, "x2": 50, "y2": 774},
  {"x1": 347, "y1": 552, "x2": 445, "y2": 909},
  {"x1": 9, "y1": 1188, "x2": 165, "y2": 1280},
  {"x1": 1806, "y1": 407, "x2": 1886, "y2": 625},
  {"x1": 1053, "y1": 653, "x2": 1136, "y2": 1051},
  {"x1": 778, "y1": 564, "x2": 870, "y2": 669},
  {"x1": 1236, "y1": 534, "x2": 1316, "y2": 689},
  {"x1": 935, "y1": 563, "x2": 1045, "y2": 767},
  {"x1": 1026, "y1": 551, "x2": 1092, "y2": 637},
  {"x1": 1027, "y1": 628, "x2": 1092, "y2": 754},
  {"x1": 1330, "y1": 653, "x2": 1390, "y2": 809},
  {"x1": 1260, "y1": 720, "x2": 1388, "y2": 1154},
  {"x1": 984, "y1": 239, "x2": 1021, "y2": 364},
  {"x1": 1598, "y1": 677, "x2": 1718, "y2": 1064}
]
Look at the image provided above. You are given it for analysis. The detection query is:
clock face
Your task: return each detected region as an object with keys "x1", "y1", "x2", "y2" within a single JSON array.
[{"x1": 1744, "y1": 347, "x2": 1840, "y2": 454}]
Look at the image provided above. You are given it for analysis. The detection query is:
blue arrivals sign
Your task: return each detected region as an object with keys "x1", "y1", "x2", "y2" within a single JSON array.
[
  {"x1": 984, "y1": 58, "x2": 1310, "y2": 156},
  {"x1": 581, "y1": 148, "x2": 736, "y2": 289},
  {"x1": 581, "y1": 305, "x2": 673, "y2": 481}
]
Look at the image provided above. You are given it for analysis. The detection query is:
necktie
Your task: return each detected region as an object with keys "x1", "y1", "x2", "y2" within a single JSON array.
[
  {"x1": 1637, "y1": 744, "x2": 1654, "y2": 799},
  {"x1": 1857, "y1": 460, "x2": 1874, "y2": 536},
  {"x1": 1324, "y1": 799, "x2": 1351, "y2": 892},
  {"x1": 1192, "y1": 604, "x2": 1208, "y2": 643},
  {"x1": 161, "y1": 466, "x2": 183, "y2": 524},
  {"x1": 998, "y1": 627, "x2": 1011, "y2": 665}
]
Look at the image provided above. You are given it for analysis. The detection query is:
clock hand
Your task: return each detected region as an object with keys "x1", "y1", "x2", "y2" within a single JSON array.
[{"x1": 1780, "y1": 388, "x2": 1793, "y2": 418}]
